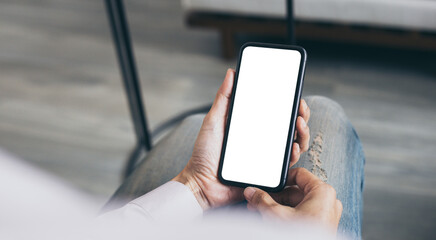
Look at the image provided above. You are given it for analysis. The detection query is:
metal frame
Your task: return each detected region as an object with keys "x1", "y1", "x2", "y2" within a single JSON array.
[
  {"x1": 104, "y1": 0, "x2": 294, "y2": 178},
  {"x1": 287, "y1": 0, "x2": 296, "y2": 44},
  {"x1": 105, "y1": 0, "x2": 212, "y2": 179},
  {"x1": 105, "y1": 0, "x2": 152, "y2": 178}
]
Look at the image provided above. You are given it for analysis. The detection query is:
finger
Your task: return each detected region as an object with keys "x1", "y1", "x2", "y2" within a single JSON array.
[
  {"x1": 299, "y1": 99, "x2": 310, "y2": 123},
  {"x1": 289, "y1": 142, "x2": 300, "y2": 167},
  {"x1": 207, "y1": 69, "x2": 235, "y2": 121},
  {"x1": 244, "y1": 187, "x2": 279, "y2": 214},
  {"x1": 247, "y1": 203, "x2": 256, "y2": 211},
  {"x1": 335, "y1": 199, "x2": 343, "y2": 219},
  {"x1": 286, "y1": 168, "x2": 324, "y2": 194},
  {"x1": 296, "y1": 116, "x2": 310, "y2": 152},
  {"x1": 331, "y1": 199, "x2": 343, "y2": 229},
  {"x1": 270, "y1": 185, "x2": 304, "y2": 207}
]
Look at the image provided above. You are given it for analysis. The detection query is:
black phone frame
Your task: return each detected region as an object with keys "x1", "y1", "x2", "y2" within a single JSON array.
[{"x1": 217, "y1": 42, "x2": 307, "y2": 192}]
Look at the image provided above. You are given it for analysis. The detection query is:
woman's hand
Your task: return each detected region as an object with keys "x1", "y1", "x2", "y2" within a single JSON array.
[
  {"x1": 173, "y1": 69, "x2": 311, "y2": 210},
  {"x1": 244, "y1": 168, "x2": 343, "y2": 232}
]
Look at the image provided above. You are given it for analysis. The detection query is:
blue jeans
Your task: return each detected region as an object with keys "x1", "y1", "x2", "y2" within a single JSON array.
[
  {"x1": 293, "y1": 96, "x2": 365, "y2": 239},
  {"x1": 104, "y1": 96, "x2": 365, "y2": 239}
]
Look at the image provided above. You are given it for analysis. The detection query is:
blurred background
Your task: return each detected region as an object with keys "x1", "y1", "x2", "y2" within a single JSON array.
[{"x1": 0, "y1": 0, "x2": 435, "y2": 239}]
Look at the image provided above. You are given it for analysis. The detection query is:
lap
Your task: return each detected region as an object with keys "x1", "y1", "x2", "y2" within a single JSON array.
[
  {"x1": 102, "y1": 114, "x2": 205, "y2": 212},
  {"x1": 103, "y1": 96, "x2": 365, "y2": 239},
  {"x1": 294, "y1": 96, "x2": 365, "y2": 239}
]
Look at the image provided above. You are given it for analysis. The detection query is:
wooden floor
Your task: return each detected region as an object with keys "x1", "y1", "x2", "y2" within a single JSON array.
[{"x1": 0, "y1": 0, "x2": 435, "y2": 239}]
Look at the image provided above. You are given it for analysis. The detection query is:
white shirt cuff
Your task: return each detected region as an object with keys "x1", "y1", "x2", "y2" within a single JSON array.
[{"x1": 125, "y1": 181, "x2": 203, "y2": 222}]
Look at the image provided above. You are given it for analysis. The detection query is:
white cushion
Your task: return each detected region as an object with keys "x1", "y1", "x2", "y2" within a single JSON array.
[{"x1": 182, "y1": 0, "x2": 436, "y2": 31}]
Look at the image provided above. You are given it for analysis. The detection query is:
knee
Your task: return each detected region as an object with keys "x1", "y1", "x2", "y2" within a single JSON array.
[
  {"x1": 303, "y1": 95, "x2": 360, "y2": 141},
  {"x1": 304, "y1": 95, "x2": 362, "y2": 149},
  {"x1": 304, "y1": 95, "x2": 348, "y2": 124},
  {"x1": 303, "y1": 96, "x2": 364, "y2": 179},
  {"x1": 304, "y1": 95, "x2": 344, "y2": 114}
]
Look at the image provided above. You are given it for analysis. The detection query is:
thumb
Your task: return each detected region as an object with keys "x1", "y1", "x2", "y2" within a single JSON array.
[
  {"x1": 244, "y1": 187, "x2": 279, "y2": 213},
  {"x1": 207, "y1": 69, "x2": 234, "y2": 121}
]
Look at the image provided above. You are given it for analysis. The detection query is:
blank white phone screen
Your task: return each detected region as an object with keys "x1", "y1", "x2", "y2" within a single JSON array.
[{"x1": 221, "y1": 46, "x2": 301, "y2": 188}]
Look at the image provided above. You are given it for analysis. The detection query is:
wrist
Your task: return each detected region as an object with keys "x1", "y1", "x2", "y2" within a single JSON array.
[{"x1": 172, "y1": 169, "x2": 210, "y2": 210}]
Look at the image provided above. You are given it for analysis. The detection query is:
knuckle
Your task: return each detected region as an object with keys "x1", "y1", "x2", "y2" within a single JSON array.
[
  {"x1": 304, "y1": 125, "x2": 310, "y2": 134},
  {"x1": 258, "y1": 193, "x2": 270, "y2": 205},
  {"x1": 203, "y1": 113, "x2": 213, "y2": 124},
  {"x1": 300, "y1": 123, "x2": 308, "y2": 133},
  {"x1": 294, "y1": 167, "x2": 303, "y2": 178},
  {"x1": 217, "y1": 92, "x2": 226, "y2": 101},
  {"x1": 336, "y1": 199, "x2": 343, "y2": 218},
  {"x1": 336, "y1": 199, "x2": 343, "y2": 212},
  {"x1": 252, "y1": 192, "x2": 265, "y2": 206},
  {"x1": 202, "y1": 114, "x2": 219, "y2": 131},
  {"x1": 253, "y1": 191, "x2": 274, "y2": 208},
  {"x1": 302, "y1": 141, "x2": 309, "y2": 152},
  {"x1": 295, "y1": 167, "x2": 308, "y2": 177},
  {"x1": 298, "y1": 116, "x2": 307, "y2": 124},
  {"x1": 293, "y1": 149, "x2": 300, "y2": 159},
  {"x1": 323, "y1": 184, "x2": 337, "y2": 196},
  {"x1": 307, "y1": 180, "x2": 324, "y2": 192}
]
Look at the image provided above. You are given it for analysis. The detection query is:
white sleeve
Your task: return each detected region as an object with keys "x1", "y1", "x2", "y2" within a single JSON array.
[{"x1": 98, "y1": 181, "x2": 203, "y2": 223}]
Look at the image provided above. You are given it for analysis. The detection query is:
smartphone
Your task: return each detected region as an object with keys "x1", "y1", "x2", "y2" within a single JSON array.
[{"x1": 218, "y1": 42, "x2": 307, "y2": 192}]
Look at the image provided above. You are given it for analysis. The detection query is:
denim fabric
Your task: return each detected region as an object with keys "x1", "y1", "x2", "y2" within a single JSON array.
[
  {"x1": 294, "y1": 96, "x2": 365, "y2": 239},
  {"x1": 104, "y1": 96, "x2": 365, "y2": 239}
]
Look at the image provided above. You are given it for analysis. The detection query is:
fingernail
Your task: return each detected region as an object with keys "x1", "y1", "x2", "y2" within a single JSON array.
[
  {"x1": 301, "y1": 118, "x2": 307, "y2": 127},
  {"x1": 295, "y1": 143, "x2": 300, "y2": 153},
  {"x1": 303, "y1": 100, "x2": 308, "y2": 110},
  {"x1": 244, "y1": 187, "x2": 256, "y2": 201}
]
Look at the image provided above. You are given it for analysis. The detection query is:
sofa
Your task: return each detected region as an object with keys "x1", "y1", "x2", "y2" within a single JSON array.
[{"x1": 182, "y1": 0, "x2": 436, "y2": 58}]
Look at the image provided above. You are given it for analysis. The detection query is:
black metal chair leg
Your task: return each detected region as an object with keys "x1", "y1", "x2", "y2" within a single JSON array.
[
  {"x1": 287, "y1": 0, "x2": 296, "y2": 45},
  {"x1": 104, "y1": 0, "x2": 152, "y2": 178}
]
